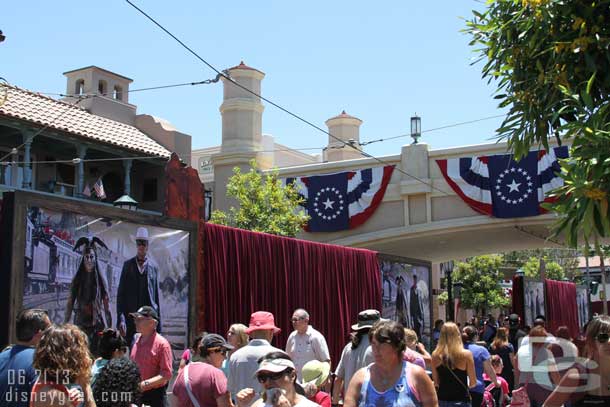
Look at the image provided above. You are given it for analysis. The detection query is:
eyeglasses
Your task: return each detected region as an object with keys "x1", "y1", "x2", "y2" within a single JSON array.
[
  {"x1": 227, "y1": 331, "x2": 235, "y2": 336},
  {"x1": 257, "y1": 371, "x2": 287, "y2": 383},
  {"x1": 291, "y1": 317, "x2": 306, "y2": 323},
  {"x1": 208, "y1": 347, "x2": 228, "y2": 355},
  {"x1": 596, "y1": 333, "x2": 610, "y2": 343},
  {"x1": 136, "y1": 240, "x2": 148, "y2": 246}
]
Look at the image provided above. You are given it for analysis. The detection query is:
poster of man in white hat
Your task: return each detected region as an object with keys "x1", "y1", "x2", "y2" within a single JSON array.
[
  {"x1": 117, "y1": 226, "x2": 161, "y2": 346},
  {"x1": 22, "y1": 206, "x2": 190, "y2": 360}
]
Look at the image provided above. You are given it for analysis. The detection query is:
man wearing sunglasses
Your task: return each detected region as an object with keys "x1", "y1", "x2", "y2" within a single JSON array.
[
  {"x1": 130, "y1": 306, "x2": 172, "y2": 407},
  {"x1": 286, "y1": 309, "x2": 330, "y2": 381},
  {"x1": 117, "y1": 226, "x2": 161, "y2": 347},
  {"x1": 173, "y1": 334, "x2": 234, "y2": 407}
]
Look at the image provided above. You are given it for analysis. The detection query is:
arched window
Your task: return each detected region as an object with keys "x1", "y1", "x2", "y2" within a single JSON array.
[
  {"x1": 98, "y1": 80, "x2": 108, "y2": 96},
  {"x1": 113, "y1": 85, "x2": 123, "y2": 101},
  {"x1": 75, "y1": 79, "x2": 85, "y2": 95}
]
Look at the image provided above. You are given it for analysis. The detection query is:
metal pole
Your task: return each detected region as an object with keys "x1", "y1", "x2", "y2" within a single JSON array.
[
  {"x1": 601, "y1": 254, "x2": 608, "y2": 315},
  {"x1": 585, "y1": 253, "x2": 592, "y2": 318}
]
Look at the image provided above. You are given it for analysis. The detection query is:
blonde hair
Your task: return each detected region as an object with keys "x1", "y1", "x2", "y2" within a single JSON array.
[
  {"x1": 229, "y1": 323, "x2": 249, "y2": 348},
  {"x1": 432, "y1": 322, "x2": 466, "y2": 367},
  {"x1": 491, "y1": 327, "x2": 509, "y2": 350},
  {"x1": 404, "y1": 328, "x2": 418, "y2": 347},
  {"x1": 585, "y1": 315, "x2": 610, "y2": 358}
]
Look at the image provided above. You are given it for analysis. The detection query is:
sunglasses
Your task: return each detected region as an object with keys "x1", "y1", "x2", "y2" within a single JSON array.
[
  {"x1": 136, "y1": 240, "x2": 148, "y2": 246},
  {"x1": 208, "y1": 347, "x2": 228, "y2": 355},
  {"x1": 596, "y1": 333, "x2": 610, "y2": 343},
  {"x1": 291, "y1": 317, "x2": 306, "y2": 322},
  {"x1": 257, "y1": 371, "x2": 287, "y2": 383}
]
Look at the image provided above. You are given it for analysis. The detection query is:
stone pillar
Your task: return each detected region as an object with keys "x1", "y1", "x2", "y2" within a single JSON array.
[
  {"x1": 22, "y1": 131, "x2": 36, "y2": 189},
  {"x1": 123, "y1": 159, "x2": 133, "y2": 195},
  {"x1": 324, "y1": 111, "x2": 363, "y2": 162},
  {"x1": 212, "y1": 61, "x2": 265, "y2": 213},
  {"x1": 75, "y1": 145, "x2": 87, "y2": 197}
]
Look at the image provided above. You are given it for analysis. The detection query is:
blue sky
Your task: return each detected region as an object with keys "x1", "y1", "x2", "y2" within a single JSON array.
[{"x1": 3, "y1": 1, "x2": 506, "y2": 157}]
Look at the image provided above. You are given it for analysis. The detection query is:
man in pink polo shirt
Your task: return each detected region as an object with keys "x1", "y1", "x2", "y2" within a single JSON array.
[{"x1": 130, "y1": 306, "x2": 172, "y2": 407}]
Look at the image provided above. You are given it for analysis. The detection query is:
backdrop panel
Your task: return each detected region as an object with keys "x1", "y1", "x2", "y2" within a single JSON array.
[
  {"x1": 379, "y1": 256, "x2": 432, "y2": 347},
  {"x1": 201, "y1": 223, "x2": 382, "y2": 366}
]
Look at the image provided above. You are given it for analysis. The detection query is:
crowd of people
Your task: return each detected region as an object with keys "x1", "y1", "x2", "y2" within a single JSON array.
[{"x1": 0, "y1": 306, "x2": 609, "y2": 407}]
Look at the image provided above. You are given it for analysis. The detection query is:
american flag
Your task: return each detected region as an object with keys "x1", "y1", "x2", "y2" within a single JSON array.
[
  {"x1": 82, "y1": 183, "x2": 92, "y2": 197},
  {"x1": 94, "y1": 177, "x2": 106, "y2": 199}
]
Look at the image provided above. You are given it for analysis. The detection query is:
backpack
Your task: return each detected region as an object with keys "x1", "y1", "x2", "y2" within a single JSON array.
[{"x1": 481, "y1": 382, "x2": 496, "y2": 407}]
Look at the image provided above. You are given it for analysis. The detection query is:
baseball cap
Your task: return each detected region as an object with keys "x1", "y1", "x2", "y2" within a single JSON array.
[
  {"x1": 255, "y1": 358, "x2": 296, "y2": 375},
  {"x1": 508, "y1": 314, "x2": 520, "y2": 327},
  {"x1": 200, "y1": 333, "x2": 234, "y2": 351},
  {"x1": 130, "y1": 306, "x2": 159, "y2": 321}
]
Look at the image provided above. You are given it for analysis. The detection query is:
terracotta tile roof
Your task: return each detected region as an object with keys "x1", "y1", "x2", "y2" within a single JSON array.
[
  {"x1": 0, "y1": 85, "x2": 171, "y2": 158},
  {"x1": 227, "y1": 61, "x2": 264, "y2": 74},
  {"x1": 326, "y1": 110, "x2": 362, "y2": 122}
]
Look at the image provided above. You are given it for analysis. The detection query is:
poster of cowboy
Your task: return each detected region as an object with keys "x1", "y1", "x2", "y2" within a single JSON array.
[
  {"x1": 379, "y1": 256, "x2": 431, "y2": 348},
  {"x1": 22, "y1": 205, "x2": 191, "y2": 357}
]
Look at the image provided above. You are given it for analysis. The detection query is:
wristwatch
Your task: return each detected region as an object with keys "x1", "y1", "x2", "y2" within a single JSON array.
[{"x1": 144, "y1": 380, "x2": 150, "y2": 389}]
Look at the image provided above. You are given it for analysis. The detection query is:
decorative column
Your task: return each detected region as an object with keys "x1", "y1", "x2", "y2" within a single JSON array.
[
  {"x1": 212, "y1": 61, "x2": 265, "y2": 213},
  {"x1": 324, "y1": 111, "x2": 363, "y2": 162},
  {"x1": 22, "y1": 131, "x2": 36, "y2": 189},
  {"x1": 75, "y1": 145, "x2": 87, "y2": 197},
  {"x1": 123, "y1": 158, "x2": 132, "y2": 195}
]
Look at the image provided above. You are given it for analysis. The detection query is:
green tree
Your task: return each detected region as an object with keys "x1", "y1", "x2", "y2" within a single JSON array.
[
  {"x1": 521, "y1": 257, "x2": 566, "y2": 280},
  {"x1": 466, "y1": 1, "x2": 610, "y2": 253},
  {"x1": 209, "y1": 160, "x2": 309, "y2": 237},
  {"x1": 453, "y1": 255, "x2": 510, "y2": 315},
  {"x1": 504, "y1": 248, "x2": 580, "y2": 280}
]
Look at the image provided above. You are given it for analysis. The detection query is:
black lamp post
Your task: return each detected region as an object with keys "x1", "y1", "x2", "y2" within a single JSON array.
[
  {"x1": 113, "y1": 194, "x2": 138, "y2": 211},
  {"x1": 410, "y1": 114, "x2": 421, "y2": 144}
]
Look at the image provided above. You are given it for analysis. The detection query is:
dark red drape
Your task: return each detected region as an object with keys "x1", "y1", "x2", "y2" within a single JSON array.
[
  {"x1": 544, "y1": 279, "x2": 579, "y2": 338},
  {"x1": 511, "y1": 275, "x2": 524, "y2": 323},
  {"x1": 201, "y1": 223, "x2": 382, "y2": 366},
  {"x1": 592, "y1": 300, "x2": 610, "y2": 315}
]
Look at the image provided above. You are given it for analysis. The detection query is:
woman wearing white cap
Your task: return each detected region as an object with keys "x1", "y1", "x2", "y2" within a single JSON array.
[{"x1": 236, "y1": 351, "x2": 320, "y2": 407}]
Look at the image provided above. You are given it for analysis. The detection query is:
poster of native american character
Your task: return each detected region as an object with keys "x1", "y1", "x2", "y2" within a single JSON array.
[
  {"x1": 523, "y1": 279, "x2": 545, "y2": 328},
  {"x1": 22, "y1": 205, "x2": 191, "y2": 357},
  {"x1": 380, "y1": 256, "x2": 431, "y2": 348}
]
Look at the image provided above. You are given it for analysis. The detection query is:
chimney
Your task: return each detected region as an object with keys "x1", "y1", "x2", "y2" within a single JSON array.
[{"x1": 324, "y1": 111, "x2": 363, "y2": 161}]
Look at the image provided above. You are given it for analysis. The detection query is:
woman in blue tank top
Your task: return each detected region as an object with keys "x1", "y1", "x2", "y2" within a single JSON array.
[{"x1": 343, "y1": 320, "x2": 438, "y2": 407}]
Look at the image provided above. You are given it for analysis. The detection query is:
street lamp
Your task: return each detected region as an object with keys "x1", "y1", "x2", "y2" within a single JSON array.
[
  {"x1": 410, "y1": 114, "x2": 421, "y2": 144},
  {"x1": 113, "y1": 194, "x2": 138, "y2": 211}
]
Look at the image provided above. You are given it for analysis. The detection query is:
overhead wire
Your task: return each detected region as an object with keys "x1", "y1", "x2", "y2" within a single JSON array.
[{"x1": 123, "y1": 0, "x2": 458, "y2": 196}]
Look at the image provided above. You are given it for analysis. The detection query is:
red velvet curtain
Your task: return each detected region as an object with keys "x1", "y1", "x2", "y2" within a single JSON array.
[
  {"x1": 201, "y1": 223, "x2": 382, "y2": 365},
  {"x1": 544, "y1": 279, "x2": 579, "y2": 338},
  {"x1": 592, "y1": 300, "x2": 610, "y2": 315}
]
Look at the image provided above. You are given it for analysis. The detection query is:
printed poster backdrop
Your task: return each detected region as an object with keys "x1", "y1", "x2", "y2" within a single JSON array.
[
  {"x1": 22, "y1": 206, "x2": 190, "y2": 360},
  {"x1": 523, "y1": 280, "x2": 545, "y2": 327},
  {"x1": 380, "y1": 258, "x2": 431, "y2": 347},
  {"x1": 576, "y1": 285, "x2": 589, "y2": 330}
]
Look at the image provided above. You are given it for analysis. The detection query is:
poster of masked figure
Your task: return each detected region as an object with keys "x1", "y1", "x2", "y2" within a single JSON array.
[
  {"x1": 22, "y1": 205, "x2": 191, "y2": 357},
  {"x1": 380, "y1": 256, "x2": 431, "y2": 347},
  {"x1": 523, "y1": 279, "x2": 545, "y2": 327}
]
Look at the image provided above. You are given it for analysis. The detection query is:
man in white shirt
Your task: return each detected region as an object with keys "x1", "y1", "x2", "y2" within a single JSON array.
[
  {"x1": 228, "y1": 311, "x2": 282, "y2": 400},
  {"x1": 285, "y1": 308, "x2": 331, "y2": 381}
]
